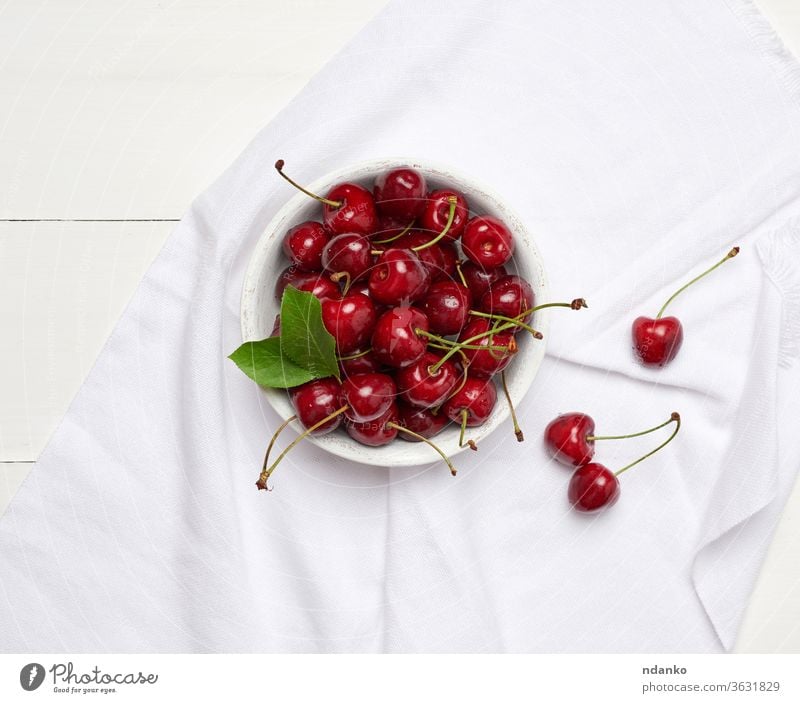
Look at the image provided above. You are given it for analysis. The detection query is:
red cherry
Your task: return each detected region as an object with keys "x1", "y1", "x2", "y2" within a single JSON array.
[
  {"x1": 373, "y1": 167, "x2": 427, "y2": 220},
  {"x1": 289, "y1": 378, "x2": 343, "y2": 435},
  {"x1": 282, "y1": 221, "x2": 329, "y2": 271},
  {"x1": 339, "y1": 349, "x2": 382, "y2": 378},
  {"x1": 340, "y1": 372, "x2": 396, "y2": 422},
  {"x1": 568, "y1": 463, "x2": 620, "y2": 512},
  {"x1": 368, "y1": 248, "x2": 430, "y2": 306},
  {"x1": 371, "y1": 306, "x2": 430, "y2": 367},
  {"x1": 275, "y1": 267, "x2": 339, "y2": 301},
  {"x1": 344, "y1": 403, "x2": 399, "y2": 446},
  {"x1": 544, "y1": 413, "x2": 596, "y2": 466},
  {"x1": 420, "y1": 189, "x2": 469, "y2": 240},
  {"x1": 375, "y1": 214, "x2": 410, "y2": 241},
  {"x1": 434, "y1": 241, "x2": 458, "y2": 282},
  {"x1": 462, "y1": 216, "x2": 514, "y2": 268},
  {"x1": 395, "y1": 351, "x2": 459, "y2": 408},
  {"x1": 396, "y1": 402, "x2": 449, "y2": 440},
  {"x1": 631, "y1": 247, "x2": 739, "y2": 368},
  {"x1": 632, "y1": 316, "x2": 684, "y2": 368},
  {"x1": 396, "y1": 231, "x2": 446, "y2": 279},
  {"x1": 421, "y1": 280, "x2": 471, "y2": 336},
  {"x1": 460, "y1": 261, "x2": 506, "y2": 301},
  {"x1": 322, "y1": 233, "x2": 374, "y2": 281},
  {"x1": 323, "y1": 182, "x2": 379, "y2": 236},
  {"x1": 443, "y1": 378, "x2": 497, "y2": 426},
  {"x1": 321, "y1": 293, "x2": 377, "y2": 355},
  {"x1": 458, "y1": 317, "x2": 517, "y2": 378},
  {"x1": 479, "y1": 274, "x2": 534, "y2": 324}
]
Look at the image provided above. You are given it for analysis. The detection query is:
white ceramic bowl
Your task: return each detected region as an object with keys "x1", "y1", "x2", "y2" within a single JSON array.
[{"x1": 241, "y1": 158, "x2": 548, "y2": 467}]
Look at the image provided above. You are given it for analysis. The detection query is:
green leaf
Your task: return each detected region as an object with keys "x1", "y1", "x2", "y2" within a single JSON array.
[
  {"x1": 228, "y1": 337, "x2": 315, "y2": 388},
  {"x1": 279, "y1": 286, "x2": 340, "y2": 380}
]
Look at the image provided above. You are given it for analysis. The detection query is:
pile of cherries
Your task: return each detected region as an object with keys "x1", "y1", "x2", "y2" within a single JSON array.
[{"x1": 257, "y1": 161, "x2": 581, "y2": 489}]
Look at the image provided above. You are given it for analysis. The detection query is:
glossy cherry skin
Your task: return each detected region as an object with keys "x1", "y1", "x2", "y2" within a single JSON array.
[
  {"x1": 396, "y1": 231, "x2": 445, "y2": 280},
  {"x1": 371, "y1": 306, "x2": 430, "y2": 368},
  {"x1": 323, "y1": 182, "x2": 379, "y2": 236},
  {"x1": 375, "y1": 214, "x2": 409, "y2": 241},
  {"x1": 568, "y1": 463, "x2": 620, "y2": 512},
  {"x1": 460, "y1": 261, "x2": 506, "y2": 300},
  {"x1": 395, "y1": 351, "x2": 459, "y2": 408},
  {"x1": 368, "y1": 248, "x2": 430, "y2": 306},
  {"x1": 434, "y1": 241, "x2": 458, "y2": 282},
  {"x1": 339, "y1": 372, "x2": 396, "y2": 422},
  {"x1": 289, "y1": 378, "x2": 343, "y2": 435},
  {"x1": 282, "y1": 221, "x2": 329, "y2": 271},
  {"x1": 396, "y1": 402, "x2": 449, "y2": 440},
  {"x1": 443, "y1": 378, "x2": 497, "y2": 426},
  {"x1": 373, "y1": 167, "x2": 427, "y2": 220},
  {"x1": 420, "y1": 189, "x2": 469, "y2": 240},
  {"x1": 321, "y1": 293, "x2": 377, "y2": 355},
  {"x1": 479, "y1": 274, "x2": 535, "y2": 324},
  {"x1": 421, "y1": 280, "x2": 471, "y2": 336},
  {"x1": 632, "y1": 316, "x2": 684, "y2": 367},
  {"x1": 275, "y1": 266, "x2": 339, "y2": 301},
  {"x1": 344, "y1": 402, "x2": 399, "y2": 446},
  {"x1": 458, "y1": 317, "x2": 516, "y2": 378},
  {"x1": 543, "y1": 413, "x2": 596, "y2": 467},
  {"x1": 322, "y1": 232, "x2": 373, "y2": 281},
  {"x1": 339, "y1": 350, "x2": 382, "y2": 378},
  {"x1": 462, "y1": 216, "x2": 515, "y2": 268}
]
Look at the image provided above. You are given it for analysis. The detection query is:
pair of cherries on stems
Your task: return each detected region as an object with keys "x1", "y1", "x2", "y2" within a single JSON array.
[{"x1": 544, "y1": 411, "x2": 681, "y2": 511}]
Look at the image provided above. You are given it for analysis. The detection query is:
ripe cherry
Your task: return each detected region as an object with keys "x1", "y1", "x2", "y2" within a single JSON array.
[
  {"x1": 396, "y1": 402, "x2": 450, "y2": 440},
  {"x1": 457, "y1": 317, "x2": 517, "y2": 378},
  {"x1": 345, "y1": 403, "x2": 400, "y2": 447},
  {"x1": 462, "y1": 216, "x2": 514, "y2": 268},
  {"x1": 340, "y1": 372, "x2": 396, "y2": 422},
  {"x1": 443, "y1": 378, "x2": 498, "y2": 449},
  {"x1": 632, "y1": 247, "x2": 739, "y2": 367},
  {"x1": 420, "y1": 189, "x2": 469, "y2": 240},
  {"x1": 459, "y1": 261, "x2": 506, "y2": 300},
  {"x1": 396, "y1": 351, "x2": 459, "y2": 408},
  {"x1": 371, "y1": 306, "x2": 430, "y2": 367},
  {"x1": 373, "y1": 167, "x2": 427, "y2": 220},
  {"x1": 338, "y1": 349, "x2": 382, "y2": 378},
  {"x1": 290, "y1": 378, "x2": 344, "y2": 435},
  {"x1": 275, "y1": 160, "x2": 378, "y2": 236},
  {"x1": 321, "y1": 292, "x2": 377, "y2": 355},
  {"x1": 275, "y1": 267, "x2": 339, "y2": 301},
  {"x1": 282, "y1": 221, "x2": 329, "y2": 271},
  {"x1": 421, "y1": 280, "x2": 471, "y2": 336},
  {"x1": 544, "y1": 412, "x2": 678, "y2": 467},
  {"x1": 479, "y1": 274, "x2": 534, "y2": 324},
  {"x1": 396, "y1": 230, "x2": 446, "y2": 279},
  {"x1": 567, "y1": 413, "x2": 681, "y2": 512},
  {"x1": 434, "y1": 241, "x2": 458, "y2": 282},
  {"x1": 368, "y1": 248, "x2": 430, "y2": 306},
  {"x1": 322, "y1": 232, "x2": 374, "y2": 282}
]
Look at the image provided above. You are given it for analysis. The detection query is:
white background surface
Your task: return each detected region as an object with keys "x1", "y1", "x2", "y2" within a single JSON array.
[{"x1": 1, "y1": 0, "x2": 798, "y2": 652}]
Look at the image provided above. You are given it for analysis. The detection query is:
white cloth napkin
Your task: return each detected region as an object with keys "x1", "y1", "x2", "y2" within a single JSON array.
[{"x1": 2, "y1": 0, "x2": 800, "y2": 653}]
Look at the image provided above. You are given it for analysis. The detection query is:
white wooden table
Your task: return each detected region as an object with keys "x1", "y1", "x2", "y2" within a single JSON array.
[{"x1": 1, "y1": 0, "x2": 799, "y2": 653}]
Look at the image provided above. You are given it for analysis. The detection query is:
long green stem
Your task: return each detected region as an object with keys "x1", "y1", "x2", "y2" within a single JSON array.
[
  {"x1": 257, "y1": 405, "x2": 350, "y2": 490},
  {"x1": 656, "y1": 248, "x2": 739, "y2": 318},
  {"x1": 501, "y1": 371, "x2": 524, "y2": 442},
  {"x1": 387, "y1": 423, "x2": 457, "y2": 476},
  {"x1": 415, "y1": 328, "x2": 510, "y2": 352},
  {"x1": 587, "y1": 414, "x2": 676, "y2": 442},
  {"x1": 614, "y1": 412, "x2": 681, "y2": 477},
  {"x1": 259, "y1": 415, "x2": 297, "y2": 489},
  {"x1": 372, "y1": 219, "x2": 415, "y2": 245},
  {"x1": 468, "y1": 309, "x2": 541, "y2": 338},
  {"x1": 412, "y1": 196, "x2": 457, "y2": 251},
  {"x1": 274, "y1": 160, "x2": 342, "y2": 208},
  {"x1": 515, "y1": 298, "x2": 588, "y2": 320},
  {"x1": 428, "y1": 318, "x2": 527, "y2": 374},
  {"x1": 337, "y1": 348, "x2": 371, "y2": 362}
]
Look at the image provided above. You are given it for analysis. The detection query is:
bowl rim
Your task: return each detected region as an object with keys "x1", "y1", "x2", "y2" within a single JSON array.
[{"x1": 240, "y1": 156, "x2": 549, "y2": 467}]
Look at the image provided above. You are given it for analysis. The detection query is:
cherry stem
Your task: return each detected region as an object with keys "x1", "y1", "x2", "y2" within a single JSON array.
[
  {"x1": 468, "y1": 309, "x2": 541, "y2": 338},
  {"x1": 258, "y1": 414, "x2": 298, "y2": 489},
  {"x1": 415, "y1": 328, "x2": 510, "y2": 352},
  {"x1": 455, "y1": 260, "x2": 469, "y2": 287},
  {"x1": 330, "y1": 270, "x2": 352, "y2": 295},
  {"x1": 516, "y1": 298, "x2": 588, "y2": 319},
  {"x1": 257, "y1": 405, "x2": 350, "y2": 489},
  {"x1": 274, "y1": 160, "x2": 342, "y2": 208},
  {"x1": 387, "y1": 422, "x2": 457, "y2": 476},
  {"x1": 428, "y1": 318, "x2": 533, "y2": 374},
  {"x1": 411, "y1": 196, "x2": 458, "y2": 251},
  {"x1": 459, "y1": 409, "x2": 478, "y2": 451},
  {"x1": 656, "y1": 247, "x2": 739, "y2": 319},
  {"x1": 372, "y1": 219, "x2": 415, "y2": 245},
  {"x1": 337, "y1": 347, "x2": 371, "y2": 362},
  {"x1": 614, "y1": 412, "x2": 681, "y2": 477},
  {"x1": 500, "y1": 371, "x2": 524, "y2": 442},
  {"x1": 587, "y1": 414, "x2": 676, "y2": 442}
]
